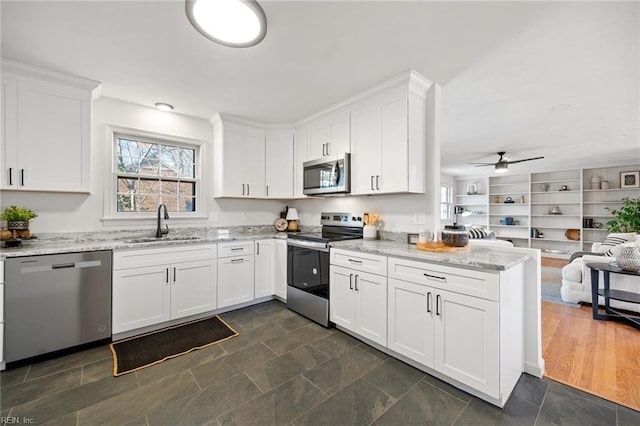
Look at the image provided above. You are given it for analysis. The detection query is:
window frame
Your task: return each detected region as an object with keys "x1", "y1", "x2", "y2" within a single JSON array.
[
  {"x1": 103, "y1": 126, "x2": 205, "y2": 222},
  {"x1": 440, "y1": 184, "x2": 453, "y2": 222}
]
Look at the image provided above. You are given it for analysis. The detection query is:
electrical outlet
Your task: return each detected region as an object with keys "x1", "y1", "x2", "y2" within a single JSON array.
[
  {"x1": 413, "y1": 213, "x2": 426, "y2": 225},
  {"x1": 209, "y1": 213, "x2": 219, "y2": 223}
]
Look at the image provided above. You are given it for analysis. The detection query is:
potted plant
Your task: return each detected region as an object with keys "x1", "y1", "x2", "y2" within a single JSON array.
[
  {"x1": 606, "y1": 197, "x2": 640, "y2": 233},
  {"x1": 0, "y1": 205, "x2": 38, "y2": 231}
]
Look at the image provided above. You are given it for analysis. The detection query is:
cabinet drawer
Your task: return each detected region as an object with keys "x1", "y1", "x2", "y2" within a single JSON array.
[
  {"x1": 330, "y1": 248, "x2": 387, "y2": 276},
  {"x1": 388, "y1": 257, "x2": 499, "y2": 301},
  {"x1": 113, "y1": 244, "x2": 217, "y2": 270},
  {"x1": 218, "y1": 240, "x2": 255, "y2": 258}
]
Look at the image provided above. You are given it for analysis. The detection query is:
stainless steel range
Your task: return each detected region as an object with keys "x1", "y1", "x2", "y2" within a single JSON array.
[{"x1": 286, "y1": 212, "x2": 364, "y2": 327}]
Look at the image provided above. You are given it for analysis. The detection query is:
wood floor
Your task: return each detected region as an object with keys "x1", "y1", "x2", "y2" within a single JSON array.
[{"x1": 541, "y1": 267, "x2": 640, "y2": 412}]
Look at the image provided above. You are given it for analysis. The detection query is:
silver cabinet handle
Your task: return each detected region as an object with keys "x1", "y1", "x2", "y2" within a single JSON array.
[
  {"x1": 247, "y1": 184, "x2": 250, "y2": 196},
  {"x1": 376, "y1": 175, "x2": 380, "y2": 190},
  {"x1": 20, "y1": 169, "x2": 24, "y2": 186},
  {"x1": 173, "y1": 267, "x2": 177, "y2": 282},
  {"x1": 424, "y1": 273, "x2": 446, "y2": 282},
  {"x1": 370, "y1": 176, "x2": 375, "y2": 190},
  {"x1": 349, "y1": 273, "x2": 354, "y2": 290},
  {"x1": 242, "y1": 183, "x2": 245, "y2": 195},
  {"x1": 256, "y1": 242, "x2": 260, "y2": 255},
  {"x1": 231, "y1": 247, "x2": 243, "y2": 251},
  {"x1": 266, "y1": 185, "x2": 269, "y2": 197},
  {"x1": 427, "y1": 292, "x2": 432, "y2": 313},
  {"x1": 355, "y1": 275, "x2": 359, "y2": 291},
  {"x1": 166, "y1": 268, "x2": 169, "y2": 283},
  {"x1": 231, "y1": 258, "x2": 244, "y2": 263},
  {"x1": 322, "y1": 143, "x2": 326, "y2": 156},
  {"x1": 326, "y1": 142, "x2": 330, "y2": 155},
  {"x1": 8, "y1": 168, "x2": 13, "y2": 186},
  {"x1": 436, "y1": 294, "x2": 441, "y2": 316},
  {"x1": 348, "y1": 259, "x2": 362, "y2": 264}
]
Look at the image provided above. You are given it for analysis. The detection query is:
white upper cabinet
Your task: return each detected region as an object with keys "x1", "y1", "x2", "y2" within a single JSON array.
[
  {"x1": 351, "y1": 79, "x2": 429, "y2": 195},
  {"x1": 1, "y1": 60, "x2": 99, "y2": 193},
  {"x1": 306, "y1": 109, "x2": 350, "y2": 160},
  {"x1": 265, "y1": 128, "x2": 294, "y2": 198},
  {"x1": 212, "y1": 114, "x2": 266, "y2": 198}
]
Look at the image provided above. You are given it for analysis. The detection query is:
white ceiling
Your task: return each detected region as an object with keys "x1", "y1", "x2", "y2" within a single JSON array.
[{"x1": 2, "y1": 1, "x2": 638, "y2": 177}]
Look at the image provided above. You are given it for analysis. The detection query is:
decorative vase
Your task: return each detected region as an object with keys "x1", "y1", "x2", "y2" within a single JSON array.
[
  {"x1": 616, "y1": 246, "x2": 640, "y2": 271},
  {"x1": 590, "y1": 175, "x2": 601, "y2": 189},
  {"x1": 601, "y1": 181, "x2": 610, "y2": 190}
]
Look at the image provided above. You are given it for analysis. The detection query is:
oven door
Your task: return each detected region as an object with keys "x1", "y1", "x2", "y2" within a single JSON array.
[
  {"x1": 287, "y1": 241, "x2": 329, "y2": 299},
  {"x1": 303, "y1": 153, "x2": 350, "y2": 195}
]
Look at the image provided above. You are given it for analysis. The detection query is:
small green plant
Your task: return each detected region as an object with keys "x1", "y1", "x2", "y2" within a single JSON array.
[
  {"x1": 0, "y1": 205, "x2": 38, "y2": 222},
  {"x1": 606, "y1": 197, "x2": 640, "y2": 233}
]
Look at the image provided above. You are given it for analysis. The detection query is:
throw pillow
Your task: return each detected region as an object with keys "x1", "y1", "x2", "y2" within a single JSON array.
[
  {"x1": 467, "y1": 228, "x2": 488, "y2": 239},
  {"x1": 598, "y1": 233, "x2": 637, "y2": 256}
]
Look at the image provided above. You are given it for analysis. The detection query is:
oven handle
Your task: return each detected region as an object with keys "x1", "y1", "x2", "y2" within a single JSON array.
[{"x1": 286, "y1": 239, "x2": 330, "y2": 252}]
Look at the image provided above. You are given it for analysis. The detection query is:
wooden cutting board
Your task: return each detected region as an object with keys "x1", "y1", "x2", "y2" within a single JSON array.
[{"x1": 416, "y1": 242, "x2": 470, "y2": 252}]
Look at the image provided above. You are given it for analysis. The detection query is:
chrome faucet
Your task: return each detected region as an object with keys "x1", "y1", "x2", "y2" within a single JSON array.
[{"x1": 156, "y1": 204, "x2": 170, "y2": 238}]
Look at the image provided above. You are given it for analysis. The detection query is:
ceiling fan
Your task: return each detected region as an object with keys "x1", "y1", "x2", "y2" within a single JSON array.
[{"x1": 469, "y1": 151, "x2": 544, "y2": 173}]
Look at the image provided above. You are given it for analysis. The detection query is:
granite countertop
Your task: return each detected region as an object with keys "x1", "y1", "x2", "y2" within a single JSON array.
[
  {"x1": 330, "y1": 240, "x2": 530, "y2": 271},
  {"x1": 0, "y1": 226, "x2": 288, "y2": 258}
]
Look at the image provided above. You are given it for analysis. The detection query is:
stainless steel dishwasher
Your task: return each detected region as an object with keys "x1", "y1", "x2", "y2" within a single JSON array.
[{"x1": 4, "y1": 251, "x2": 112, "y2": 364}]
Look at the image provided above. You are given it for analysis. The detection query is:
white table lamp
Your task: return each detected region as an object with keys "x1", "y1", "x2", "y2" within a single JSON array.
[{"x1": 286, "y1": 208, "x2": 300, "y2": 231}]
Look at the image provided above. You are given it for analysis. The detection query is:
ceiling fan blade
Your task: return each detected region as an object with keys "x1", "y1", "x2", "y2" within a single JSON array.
[
  {"x1": 507, "y1": 156, "x2": 544, "y2": 164},
  {"x1": 473, "y1": 164, "x2": 495, "y2": 167}
]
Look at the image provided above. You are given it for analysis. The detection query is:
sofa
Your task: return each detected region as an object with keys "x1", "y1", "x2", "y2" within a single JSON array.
[{"x1": 561, "y1": 233, "x2": 640, "y2": 313}]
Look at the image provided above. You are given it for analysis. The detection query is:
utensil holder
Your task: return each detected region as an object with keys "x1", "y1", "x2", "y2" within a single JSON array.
[{"x1": 363, "y1": 225, "x2": 378, "y2": 240}]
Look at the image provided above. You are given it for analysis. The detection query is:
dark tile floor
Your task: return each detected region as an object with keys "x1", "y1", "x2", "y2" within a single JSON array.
[{"x1": 1, "y1": 300, "x2": 639, "y2": 425}]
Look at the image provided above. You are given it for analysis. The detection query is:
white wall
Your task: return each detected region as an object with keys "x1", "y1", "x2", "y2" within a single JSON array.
[{"x1": 0, "y1": 97, "x2": 284, "y2": 234}]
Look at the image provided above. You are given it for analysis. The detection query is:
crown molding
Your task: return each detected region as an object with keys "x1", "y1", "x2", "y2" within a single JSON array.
[{"x1": 2, "y1": 58, "x2": 100, "y2": 91}]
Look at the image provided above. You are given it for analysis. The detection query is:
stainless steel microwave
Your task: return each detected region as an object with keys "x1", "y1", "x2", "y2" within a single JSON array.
[{"x1": 303, "y1": 153, "x2": 350, "y2": 196}]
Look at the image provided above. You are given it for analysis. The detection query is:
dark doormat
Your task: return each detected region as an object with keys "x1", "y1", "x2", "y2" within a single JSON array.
[{"x1": 109, "y1": 315, "x2": 238, "y2": 376}]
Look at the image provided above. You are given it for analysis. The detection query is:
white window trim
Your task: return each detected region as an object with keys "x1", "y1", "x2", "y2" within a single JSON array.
[
  {"x1": 440, "y1": 184, "x2": 453, "y2": 222},
  {"x1": 102, "y1": 125, "x2": 208, "y2": 224}
]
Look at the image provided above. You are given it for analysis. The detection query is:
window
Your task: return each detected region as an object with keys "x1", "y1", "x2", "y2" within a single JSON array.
[
  {"x1": 115, "y1": 134, "x2": 198, "y2": 213},
  {"x1": 440, "y1": 184, "x2": 452, "y2": 221}
]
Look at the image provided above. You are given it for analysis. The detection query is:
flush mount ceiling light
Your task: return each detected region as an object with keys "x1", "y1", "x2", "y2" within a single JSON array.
[
  {"x1": 185, "y1": 0, "x2": 267, "y2": 48},
  {"x1": 155, "y1": 103, "x2": 174, "y2": 111}
]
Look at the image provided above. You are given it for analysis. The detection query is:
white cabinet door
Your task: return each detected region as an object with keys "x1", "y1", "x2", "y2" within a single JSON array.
[
  {"x1": 307, "y1": 110, "x2": 350, "y2": 160},
  {"x1": 218, "y1": 256, "x2": 255, "y2": 309},
  {"x1": 244, "y1": 127, "x2": 266, "y2": 198},
  {"x1": 17, "y1": 78, "x2": 91, "y2": 192},
  {"x1": 171, "y1": 259, "x2": 217, "y2": 320},
  {"x1": 219, "y1": 125, "x2": 246, "y2": 197},
  {"x1": 1, "y1": 75, "x2": 18, "y2": 189},
  {"x1": 354, "y1": 271, "x2": 387, "y2": 346},
  {"x1": 265, "y1": 129, "x2": 293, "y2": 198},
  {"x1": 434, "y1": 289, "x2": 500, "y2": 398},
  {"x1": 293, "y1": 126, "x2": 307, "y2": 198},
  {"x1": 274, "y1": 239, "x2": 287, "y2": 300},
  {"x1": 387, "y1": 278, "x2": 434, "y2": 368},
  {"x1": 350, "y1": 99, "x2": 380, "y2": 195},
  {"x1": 378, "y1": 88, "x2": 409, "y2": 193},
  {"x1": 329, "y1": 265, "x2": 356, "y2": 329},
  {"x1": 113, "y1": 266, "x2": 171, "y2": 334},
  {"x1": 254, "y1": 240, "x2": 274, "y2": 298}
]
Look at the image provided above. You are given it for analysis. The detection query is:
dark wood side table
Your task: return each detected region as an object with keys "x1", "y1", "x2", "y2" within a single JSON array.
[{"x1": 586, "y1": 263, "x2": 640, "y2": 330}]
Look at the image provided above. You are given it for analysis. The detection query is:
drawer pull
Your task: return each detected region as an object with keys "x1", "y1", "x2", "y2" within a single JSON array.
[
  {"x1": 424, "y1": 273, "x2": 446, "y2": 282},
  {"x1": 231, "y1": 248, "x2": 244, "y2": 251},
  {"x1": 231, "y1": 258, "x2": 244, "y2": 263},
  {"x1": 348, "y1": 259, "x2": 363, "y2": 264}
]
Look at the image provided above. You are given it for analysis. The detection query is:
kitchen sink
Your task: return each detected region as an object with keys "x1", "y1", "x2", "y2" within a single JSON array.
[{"x1": 122, "y1": 236, "x2": 203, "y2": 244}]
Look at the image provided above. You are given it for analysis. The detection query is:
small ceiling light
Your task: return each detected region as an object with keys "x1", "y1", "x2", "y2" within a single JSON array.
[
  {"x1": 495, "y1": 162, "x2": 509, "y2": 173},
  {"x1": 155, "y1": 103, "x2": 174, "y2": 112},
  {"x1": 185, "y1": 0, "x2": 267, "y2": 48}
]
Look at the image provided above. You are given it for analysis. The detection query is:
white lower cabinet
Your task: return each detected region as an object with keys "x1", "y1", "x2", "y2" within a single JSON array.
[
  {"x1": 218, "y1": 241, "x2": 255, "y2": 309},
  {"x1": 329, "y1": 264, "x2": 387, "y2": 346},
  {"x1": 274, "y1": 239, "x2": 287, "y2": 300},
  {"x1": 388, "y1": 278, "x2": 499, "y2": 398},
  {"x1": 112, "y1": 245, "x2": 217, "y2": 334},
  {"x1": 254, "y1": 239, "x2": 274, "y2": 299}
]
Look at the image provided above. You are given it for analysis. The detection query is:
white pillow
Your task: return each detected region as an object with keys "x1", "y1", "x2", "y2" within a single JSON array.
[{"x1": 597, "y1": 233, "x2": 637, "y2": 255}]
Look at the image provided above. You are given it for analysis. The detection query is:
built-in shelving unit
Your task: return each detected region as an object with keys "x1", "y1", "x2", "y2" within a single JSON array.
[
  {"x1": 454, "y1": 177, "x2": 489, "y2": 227},
  {"x1": 530, "y1": 170, "x2": 582, "y2": 256},
  {"x1": 454, "y1": 164, "x2": 640, "y2": 259},
  {"x1": 489, "y1": 174, "x2": 530, "y2": 247},
  {"x1": 582, "y1": 166, "x2": 640, "y2": 251}
]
